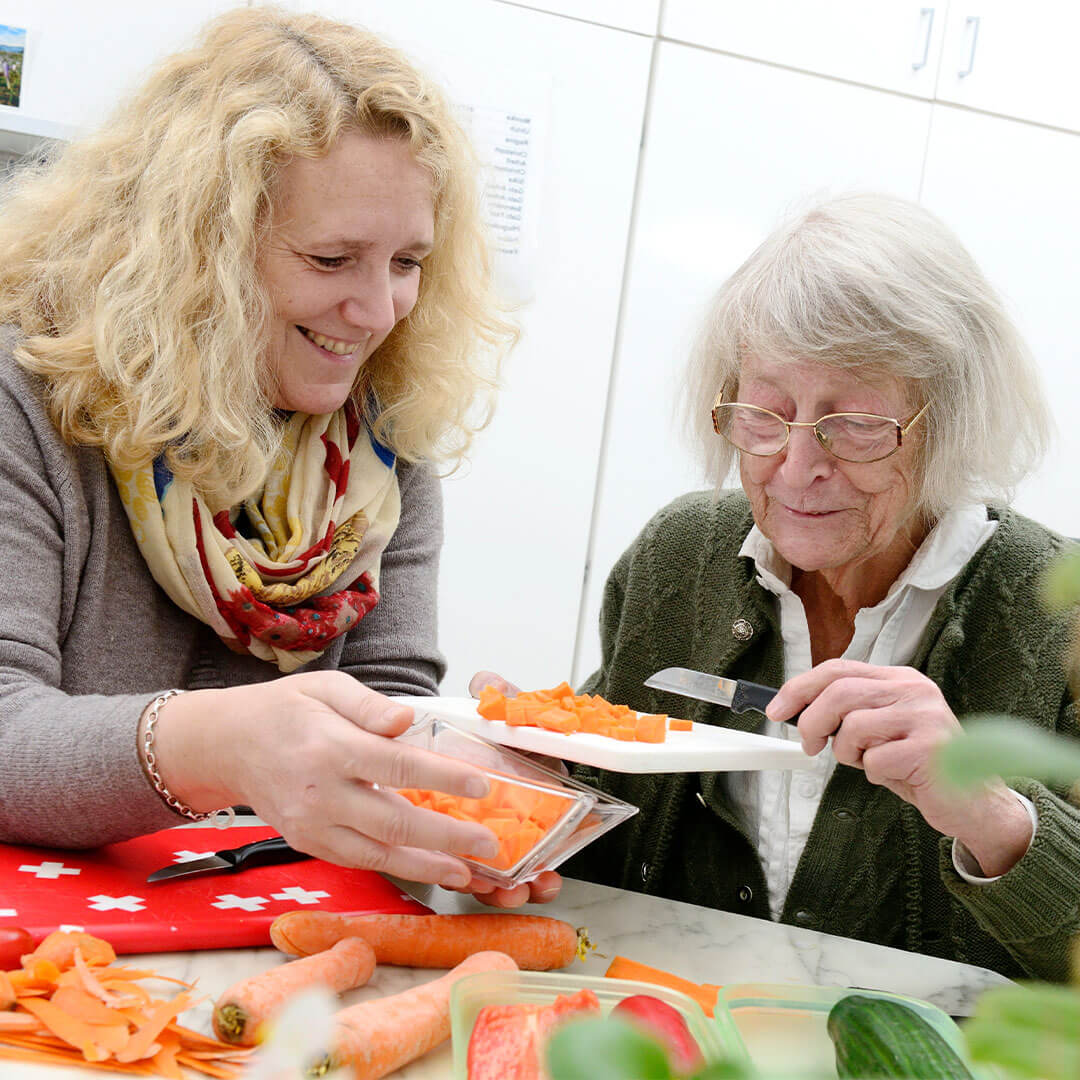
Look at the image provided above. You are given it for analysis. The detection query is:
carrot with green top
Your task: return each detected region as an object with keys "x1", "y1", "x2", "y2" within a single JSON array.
[
  {"x1": 212, "y1": 937, "x2": 376, "y2": 1046},
  {"x1": 269, "y1": 911, "x2": 593, "y2": 969},
  {"x1": 312, "y1": 950, "x2": 517, "y2": 1079}
]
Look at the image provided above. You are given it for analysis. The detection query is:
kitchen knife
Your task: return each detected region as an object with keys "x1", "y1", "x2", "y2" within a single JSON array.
[
  {"x1": 644, "y1": 666, "x2": 799, "y2": 725},
  {"x1": 146, "y1": 836, "x2": 312, "y2": 883}
]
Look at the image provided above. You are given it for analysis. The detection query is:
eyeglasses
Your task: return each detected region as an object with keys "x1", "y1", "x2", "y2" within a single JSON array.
[{"x1": 711, "y1": 395, "x2": 930, "y2": 464}]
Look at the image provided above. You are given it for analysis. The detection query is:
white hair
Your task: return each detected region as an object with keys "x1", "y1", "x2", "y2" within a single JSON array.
[{"x1": 683, "y1": 192, "x2": 1052, "y2": 519}]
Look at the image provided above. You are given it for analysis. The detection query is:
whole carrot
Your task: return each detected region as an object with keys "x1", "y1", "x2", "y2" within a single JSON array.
[
  {"x1": 269, "y1": 911, "x2": 590, "y2": 970},
  {"x1": 314, "y1": 950, "x2": 517, "y2": 1079},
  {"x1": 212, "y1": 937, "x2": 376, "y2": 1046}
]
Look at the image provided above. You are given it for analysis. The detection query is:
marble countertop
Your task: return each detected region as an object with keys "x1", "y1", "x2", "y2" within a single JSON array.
[{"x1": 3, "y1": 876, "x2": 1012, "y2": 1078}]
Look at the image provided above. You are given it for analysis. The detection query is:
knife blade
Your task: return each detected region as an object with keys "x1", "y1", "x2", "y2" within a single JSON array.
[
  {"x1": 146, "y1": 836, "x2": 312, "y2": 883},
  {"x1": 644, "y1": 666, "x2": 799, "y2": 725}
]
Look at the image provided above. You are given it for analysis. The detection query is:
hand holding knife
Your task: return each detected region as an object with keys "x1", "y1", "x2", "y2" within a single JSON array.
[
  {"x1": 147, "y1": 836, "x2": 311, "y2": 883},
  {"x1": 645, "y1": 667, "x2": 801, "y2": 725}
]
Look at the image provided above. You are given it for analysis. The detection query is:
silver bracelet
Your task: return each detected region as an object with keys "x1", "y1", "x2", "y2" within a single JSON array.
[{"x1": 141, "y1": 689, "x2": 234, "y2": 828}]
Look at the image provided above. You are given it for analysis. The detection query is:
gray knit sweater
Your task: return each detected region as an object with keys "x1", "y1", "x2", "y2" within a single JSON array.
[
  {"x1": 0, "y1": 346, "x2": 445, "y2": 849},
  {"x1": 563, "y1": 490, "x2": 1080, "y2": 982}
]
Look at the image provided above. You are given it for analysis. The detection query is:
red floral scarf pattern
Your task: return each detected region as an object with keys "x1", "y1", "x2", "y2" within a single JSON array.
[{"x1": 109, "y1": 402, "x2": 400, "y2": 672}]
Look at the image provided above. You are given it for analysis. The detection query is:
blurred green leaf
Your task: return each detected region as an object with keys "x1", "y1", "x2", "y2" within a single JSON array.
[
  {"x1": 1041, "y1": 550, "x2": 1080, "y2": 611},
  {"x1": 963, "y1": 983, "x2": 1080, "y2": 1080},
  {"x1": 691, "y1": 1063, "x2": 763, "y2": 1080},
  {"x1": 546, "y1": 1017, "x2": 674, "y2": 1080},
  {"x1": 936, "y1": 716, "x2": 1080, "y2": 789},
  {"x1": 965, "y1": 1019, "x2": 1080, "y2": 1080},
  {"x1": 972, "y1": 983, "x2": 1080, "y2": 1030}
]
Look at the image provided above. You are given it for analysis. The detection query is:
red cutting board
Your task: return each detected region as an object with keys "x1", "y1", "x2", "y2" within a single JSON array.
[{"x1": 0, "y1": 822, "x2": 430, "y2": 954}]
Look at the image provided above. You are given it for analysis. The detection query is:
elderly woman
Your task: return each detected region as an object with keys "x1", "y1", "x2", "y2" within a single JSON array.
[
  {"x1": 560, "y1": 192, "x2": 1079, "y2": 981},
  {"x1": 0, "y1": 7, "x2": 562, "y2": 905}
]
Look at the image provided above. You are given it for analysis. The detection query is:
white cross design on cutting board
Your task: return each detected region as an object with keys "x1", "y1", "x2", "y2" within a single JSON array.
[
  {"x1": 87, "y1": 895, "x2": 146, "y2": 912},
  {"x1": 211, "y1": 894, "x2": 269, "y2": 911},
  {"x1": 59, "y1": 924, "x2": 85, "y2": 932},
  {"x1": 172, "y1": 850, "x2": 216, "y2": 863},
  {"x1": 270, "y1": 886, "x2": 330, "y2": 905},
  {"x1": 0, "y1": 909, "x2": 17, "y2": 917},
  {"x1": 18, "y1": 861, "x2": 81, "y2": 879}
]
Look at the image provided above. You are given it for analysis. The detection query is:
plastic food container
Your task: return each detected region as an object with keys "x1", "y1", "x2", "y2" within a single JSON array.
[
  {"x1": 450, "y1": 970, "x2": 745, "y2": 1080},
  {"x1": 393, "y1": 715, "x2": 637, "y2": 890},
  {"x1": 721, "y1": 982, "x2": 993, "y2": 1078}
]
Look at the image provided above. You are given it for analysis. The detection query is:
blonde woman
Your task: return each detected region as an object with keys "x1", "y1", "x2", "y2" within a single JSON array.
[
  {"x1": 0, "y1": 7, "x2": 558, "y2": 905},
  {"x1": 562, "y1": 193, "x2": 1080, "y2": 980}
]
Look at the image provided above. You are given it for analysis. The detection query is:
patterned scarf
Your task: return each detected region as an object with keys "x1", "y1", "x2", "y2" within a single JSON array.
[{"x1": 109, "y1": 402, "x2": 400, "y2": 672}]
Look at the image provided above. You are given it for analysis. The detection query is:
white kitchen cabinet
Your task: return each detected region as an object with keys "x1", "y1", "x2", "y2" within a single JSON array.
[
  {"x1": 574, "y1": 42, "x2": 933, "y2": 683},
  {"x1": 0, "y1": 0, "x2": 242, "y2": 138},
  {"x1": 920, "y1": 105, "x2": 1080, "y2": 536},
  {"x1": 936, "y1": 1, "x2": 1080, "y2": 133},
  {"x1": 661, "y1": 0, "x2": 948, "y2": 98},
  {"x1": 495, "y1": 0, "x2": 661, "y2": 35},
  {"x1": 294, "y1": 0, "x2": 652, "y2": 692}
]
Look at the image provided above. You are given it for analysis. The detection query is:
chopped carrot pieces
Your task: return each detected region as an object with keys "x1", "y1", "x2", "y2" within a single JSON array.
[
  {"x1": 504, "y1": 698, "x2": 532, "y2": 726},
  {"x1": 476, "y1": 685, "x2": 507, "y2": 723},
  {"x1": 634, "y1": 714, "x2": 667, "y2": 743},
  {"x1": 397, "y1": 774, "x2": 572, "y2": 870},
  {"x1": 669, "y1": 718, "x2": 693, "y2": 731},
  {"x1": 477, "y1": 683, "x2": 680, "y2": 745},
  {"x1": 536, "y1": 707, "x2": 579, "y2": 734}
]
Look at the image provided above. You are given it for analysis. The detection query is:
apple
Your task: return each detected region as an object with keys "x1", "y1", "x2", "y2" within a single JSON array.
[
  {"x1": 0, "y1": 926, "x2": 33, "y2": 971},
  {"x1": 612, "y1": 993, "x2": 705, "y2": 1075}
]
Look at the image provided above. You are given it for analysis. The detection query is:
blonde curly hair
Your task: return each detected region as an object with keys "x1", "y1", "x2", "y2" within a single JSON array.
[{"x1": 0, "y1": 5, "x2": 515, "y2": 503}]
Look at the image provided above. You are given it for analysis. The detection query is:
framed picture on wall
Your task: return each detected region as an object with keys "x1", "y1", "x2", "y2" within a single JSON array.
[{"x1": 0, "y1": 24, "x2": 25, "y2": 109}]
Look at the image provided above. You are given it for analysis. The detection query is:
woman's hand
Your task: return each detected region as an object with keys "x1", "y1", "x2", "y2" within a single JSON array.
[
  {"x1": 149, "y1": 672, "x2": 502, "y2": 889},
  {"x1": 767, "y1": 659, "x2": 1033, "y2": 876},
  {"x1": 467, "y1": 670, "x2": 521, "y2": 698},
  {"x1": 463, "y1": 869, "x2": 563, "y2": 908}
]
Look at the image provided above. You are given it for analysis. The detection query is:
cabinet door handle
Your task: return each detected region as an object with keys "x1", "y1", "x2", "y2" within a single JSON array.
[
  {"x1": 958, "y1": 14, "x2": 981, "y2": 78},
  {"x1": 912, "y1": 7, "x2": 935, "y2": 71}
]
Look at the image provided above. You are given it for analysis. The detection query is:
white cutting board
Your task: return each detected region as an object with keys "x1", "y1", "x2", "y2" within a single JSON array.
[{"x1": 392, "y1": 695, "x2": 814, "y2": 773}]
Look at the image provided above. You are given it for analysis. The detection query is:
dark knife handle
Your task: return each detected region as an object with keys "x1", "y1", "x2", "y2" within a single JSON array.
[
  {"x1": 220, "y1": 836, "x2": 313, "y2": 871},
  {"x1": 730, "y1": 680, "x2": 801, "y2": 726}
]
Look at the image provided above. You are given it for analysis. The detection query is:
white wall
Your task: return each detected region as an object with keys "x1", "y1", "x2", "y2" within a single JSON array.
[{"x1": 5, "y1": 1, "x2": 1079, "y2": 694}]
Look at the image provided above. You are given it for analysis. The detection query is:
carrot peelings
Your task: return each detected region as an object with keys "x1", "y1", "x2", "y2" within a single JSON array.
[
  {"x1": 311, "y1": 950, "x2": 518, "y2": 1079},
  {"x1": 269, "y1": 910, "x2": 594, "y2": 969},
  {"x1": 0, "y1": 930, "x2": 252, "y2": 1077},
  {"x1": 212, "y1": 936, "x2": 376, "y2": 1046}
]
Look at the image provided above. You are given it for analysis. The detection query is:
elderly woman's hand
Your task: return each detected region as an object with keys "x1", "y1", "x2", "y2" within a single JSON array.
[
  {"x1": 460, "y1": 869, "x2": 563, "y2": 908},
  {"x1": 767, "y1": 659, "x2": 1034, "y2": 877},
  {"x1": 150, "y1": 672, "x2": 503, "y2": 889}
]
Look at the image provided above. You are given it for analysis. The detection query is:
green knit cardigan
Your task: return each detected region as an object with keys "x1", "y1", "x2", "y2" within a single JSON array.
[{"x1": 563, "y1": 491, "x2": 1080, "y2": 982}]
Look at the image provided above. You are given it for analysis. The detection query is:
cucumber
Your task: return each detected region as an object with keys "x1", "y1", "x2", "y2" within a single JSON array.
[{"x1": 826, "y1": 994, "x2": 976, "y2": 1079}]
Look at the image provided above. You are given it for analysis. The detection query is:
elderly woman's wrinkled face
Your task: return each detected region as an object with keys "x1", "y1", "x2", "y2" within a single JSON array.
[
  {"x1": 737, "y1": 355, "x2": 923, "y2": 577},
  {"x1": 258, "y1": 132, "x2": 435, "y2": 415}
]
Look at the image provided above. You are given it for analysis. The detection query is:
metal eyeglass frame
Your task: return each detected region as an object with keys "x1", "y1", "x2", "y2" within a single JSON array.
[{"x1": 710, "y1": 396, "x2": 931, "y2": 464}]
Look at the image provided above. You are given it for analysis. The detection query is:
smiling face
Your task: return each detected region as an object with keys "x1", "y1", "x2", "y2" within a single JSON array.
[
  {"x1": 736, "y1": 354, "x2": 926, "y2": 584},
  {"x1": 257, "y1": 131, "x2": 435, "y2": 415}
]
